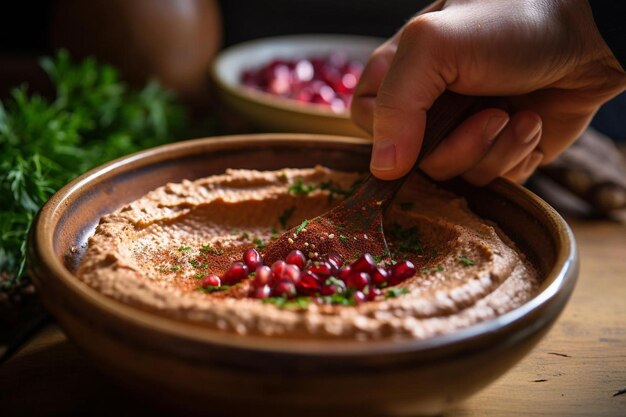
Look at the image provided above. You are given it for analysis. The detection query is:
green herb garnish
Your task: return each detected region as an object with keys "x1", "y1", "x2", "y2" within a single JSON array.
[
  {"x1": 200, "y1": 243, "x2": 223, "y2": 255},
  {"x1": 199, "y1": 285, "x2": 231, "y2": 293},
  {"x1": 458, "y1": 256, "x2": 475, "y2": 266},
  {"x1": 295, "y1": 219, "x2": 309, "y2": 234},
  {"x1": 288, "y1": 177, "x2": 317, "y2": 196},
  {"x1": 263, "y1": 296, "x2": 310, "y2": 309},
  {"x1": 389, "y1": 223, "x2": 424, "y2": 255},
  {"x1": 385, "y1": 288, "x2": 409, "y2": 298},
  {"x1": 170, "y1": 266, "x2": 180, "y2": 272},
  {"x1": 253, "y1": 237, "x2": 267, "y2": 249},
  {"x1": 278, "y1": 206, "x2": 296, "y2": 229},
  {"x1": 178, "y1": 245, "x2": 191, "y2": 252},
  {"x1": 189, "y1": 259, "x2": 200, "y2": 268},
  {"x1": 0, "y1": 50, "x2": 186, "y2": 287}
]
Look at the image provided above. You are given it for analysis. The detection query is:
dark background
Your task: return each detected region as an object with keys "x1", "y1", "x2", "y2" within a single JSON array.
[{"x1": 0, "y1": 0, "x2": 623, "y2": 139}]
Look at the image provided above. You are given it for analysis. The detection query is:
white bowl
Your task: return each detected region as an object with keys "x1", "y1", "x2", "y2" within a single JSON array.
[{"x1": 211, "y1": 34, "x2": 383, "y2": 137}]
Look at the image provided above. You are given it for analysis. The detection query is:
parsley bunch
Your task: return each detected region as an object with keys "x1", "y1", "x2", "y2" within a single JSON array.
[{"x1": 0, "y1": 50, "x2": 186, "y2": 287}]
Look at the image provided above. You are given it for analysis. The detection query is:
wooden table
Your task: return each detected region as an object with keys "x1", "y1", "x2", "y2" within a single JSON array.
[{"x1": 1, "y1": 218, "x2": 625, "y2": 416}]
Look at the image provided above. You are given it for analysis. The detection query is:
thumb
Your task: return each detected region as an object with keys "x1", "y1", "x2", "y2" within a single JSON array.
[{"x1": 370, "y1": 15, "x2": 451, "y2": 180}]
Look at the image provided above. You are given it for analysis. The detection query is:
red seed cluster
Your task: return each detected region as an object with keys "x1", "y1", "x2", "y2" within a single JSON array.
[
  {"x1": 199, "y1": 247, "x2": 416, "y2": 305},
  {"x1": 240, "y1": 53, "x2": 364, "y2": 112}
]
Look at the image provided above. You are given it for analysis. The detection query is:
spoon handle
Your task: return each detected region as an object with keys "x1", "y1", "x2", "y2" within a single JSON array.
[{"x1": 359, "y1": 92, "x2": 502, "y2": 205}]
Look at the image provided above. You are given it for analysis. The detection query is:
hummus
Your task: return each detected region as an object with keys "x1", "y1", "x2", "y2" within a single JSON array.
[{"x1": 77, "y1": 166, "x2": 539, "y2": 340}]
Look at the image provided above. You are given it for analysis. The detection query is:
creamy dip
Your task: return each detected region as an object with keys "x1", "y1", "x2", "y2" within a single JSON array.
[{"x1": 77, "y1": 166, "x2": 539, "y2": 340}]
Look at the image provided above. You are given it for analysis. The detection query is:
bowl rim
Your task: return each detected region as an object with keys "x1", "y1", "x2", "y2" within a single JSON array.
[
  {"x1": 30, "y1": 133, "x2": 578, "y2": 356},
  {"x1": 210, "y1": 34, "x2": 384, "y2": 120}
]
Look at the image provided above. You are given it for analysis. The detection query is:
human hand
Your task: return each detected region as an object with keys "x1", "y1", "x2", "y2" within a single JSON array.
[{"x1": 351, "y1": 0, "x2": 626, "y2": 184}]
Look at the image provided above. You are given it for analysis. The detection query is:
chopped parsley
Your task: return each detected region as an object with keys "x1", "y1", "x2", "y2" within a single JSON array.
[
  {"x1": 178, "y1": 245, "x2": 191, "y2": 252},
  {"x1": 195, "y1": 272, "x2": 205, "y2": 279},
  {"x1": 189, "y1": 259, "x2": 200, "y2": 268},
  {"x1": 263, "y1": 296, "x2": 310, "y2": 309},
  {"x1": 458, "y1": 256, "x2": 475, "y2": 266},
  {"x1": 278, "y1": 206, "x2": 296, "y2": 229},
  {"x1": 200, "y1": 243, "x2": 223, "y2": 255},
  {"x1": 170, "y1": 266, "x2": 180, "y2": 272},
  {"x1": 253, "y1": 237, "x2": 267, "y2": 249},
  {"x1": 199, "y1": 285, "x2": 231, "y2": 293},
  {"x1": 241, "y1": 232, "x2": 250, "y2": 240},
  {"x1": 295, "y1": 219, "x2": 309, "y2": 234},
  {"x1": 339, "y1": 234, "x2": 348, "y2": 243},
  {"x1": 385, "y1": 288, "x2": 409, "y2": 298},
  {"x1": 325, "y1": 276, "x2": 347, "y2": 291},
  {"x1": 389, "y1": 223, "x2": 424, "y2": 255},
  {"x1": 288, "y1": 177, "x2": 317, "y2": 196}
]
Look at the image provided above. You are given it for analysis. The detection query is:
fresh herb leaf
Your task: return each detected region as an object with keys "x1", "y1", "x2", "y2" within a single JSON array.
[
  {"x1": 199, "y1": 285, "x2": 231, "y2": 293},
  {"x1": 253, "y1": 237, "x2": 267, "y2": 249},
  {"x1": 385, "y1": 288, "x2": 409, "y2": 298},
  {"x1": 200, "y1": 243, "x2": 223, "y2": 255},
  {"x1": 295, "y1": 219, "x2": 309, "y2": 234},
  {"x1": 288, "y1": 177, "x2": 317, "y2": 196},
  {"x1": 178, "y1": 245, "x2": 191, "y2": 252},
  {"x1": 458, "y1": 256, "x2": 475, "y2": 266},
  {"x1": 278, "y1": 206, "x2": 295, "y2": 229},
  {"x1": 0, "y1": 50, "x2": 187, "y2": 288},
  {"x1": 263, "y1": 296, "x2": 310, "y2": 309}
]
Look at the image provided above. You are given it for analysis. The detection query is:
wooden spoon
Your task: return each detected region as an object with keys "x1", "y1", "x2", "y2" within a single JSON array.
[{"x1": 263, "y1": 92, "x2": 494, "y2": 263}]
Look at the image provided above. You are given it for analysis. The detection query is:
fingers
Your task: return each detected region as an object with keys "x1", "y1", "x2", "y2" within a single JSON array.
[
  {"x1": 419, "y1": 110, "x2": 543, "y2": 185},
  {"x1": 502, "y1": 150, "x2": 544, "y2": 183},
  {"x1": 461, "y1": 111, "x2": 542, "y2": 185},
  {"x1": 370, "y1": 14, "x2": 453, "y2": 180},
  {"x1": 419, "y1": 109, "x2": 510, "y2": 180},
  {"x1": 351, "y1": 39, "x2": 397, "y2": 135}
]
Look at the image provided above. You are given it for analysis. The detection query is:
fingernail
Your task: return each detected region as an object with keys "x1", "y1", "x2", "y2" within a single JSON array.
[
  {"x1": 484, "y1": 115, "x2": 509, "y2": 141},
  {"x1": 515, "y1": 117, "x2": 542, "y2": 143},
  {"x1": 371, "y1": 139, "x2": 396, "y2": 171}
]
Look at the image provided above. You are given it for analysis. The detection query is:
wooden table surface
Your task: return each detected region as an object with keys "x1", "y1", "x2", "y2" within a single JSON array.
[{"x1": 1, "y1": 217, "x2": 625, "y2": 416}]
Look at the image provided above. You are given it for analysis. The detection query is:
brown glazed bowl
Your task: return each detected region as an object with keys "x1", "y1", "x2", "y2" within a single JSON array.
[{"x1": 28, "y1": 134, "x2": 578, "y2": 416}]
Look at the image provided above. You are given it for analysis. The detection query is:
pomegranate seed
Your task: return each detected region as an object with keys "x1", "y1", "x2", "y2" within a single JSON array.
[
  {"x1": 345, "y1": 271, "x2": 370, "y2": 290},
  {"x1": 281, "y1": 264, "x2": 301, "y2": 284},
  {"x1": 391, "y1": 260, "x2": 416, "y2": 283},
  {"x1": 201, "y1": 274, "x2": 221, "y2": 288},
  {"x1": 285, "y1": 250, "x2": 306, "y2": 269},
  {"x1": 372, "y1": 267, "x2": 390, "y2": 286},
  {"x1": 253, "y1": 265, "x2": 272, "y2": 288},
  {"x1": 352, "y1": 291, "x2": 366, "y2": 304},
  {"x1": 273, "y1": 280, "x2": 297, "y2": 298},
  {"x1": 321, "y1": 285, "x2": 337, "y2": 296},
  {"x1": 252, "y1": 285, "x2": 271, "y2": 299},
  {"x1": 297, "y1": 270, "x2": 321, "y2": 294},
  {"x1": 294, "y1": 59, "x2": 314, "y2": 82},
  {"x1": 327, "y1": 253, "x2": 343, "y2": 268},
  {"x1": 222, "y1": 262, "x2": 248, "y2": 285},
  {"x1": 365, "y1": 287, "x2": 382, "y2": 301},
  {"x1": 351, "y1": 253, "x2": 376, "y2": 274},
  {"x1": 243, "y1": 248, "x2": 263, "y2": 270},
  {"x1": 338, "y1": 265, "x2": 352, "y2": 282},
  {"x1": 271, "y1": 260, "x2": 287, "y2": 277},
  {"x1": 309, "y1": 262, "x2": 332, "y2": 279}
]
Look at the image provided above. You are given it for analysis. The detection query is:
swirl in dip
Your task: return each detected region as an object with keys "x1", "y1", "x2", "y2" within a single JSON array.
[{"x1": 77, "y1": 166, "x2": 539, "y2": 340}]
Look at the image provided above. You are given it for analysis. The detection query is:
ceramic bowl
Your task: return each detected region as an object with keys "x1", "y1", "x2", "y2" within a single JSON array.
[
  {"x1": 211, "y1": 35, "x2": 382, "y2": 137},
  {"x1": 28, "y1": 134, "x2": 578, "y2": 416}
]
